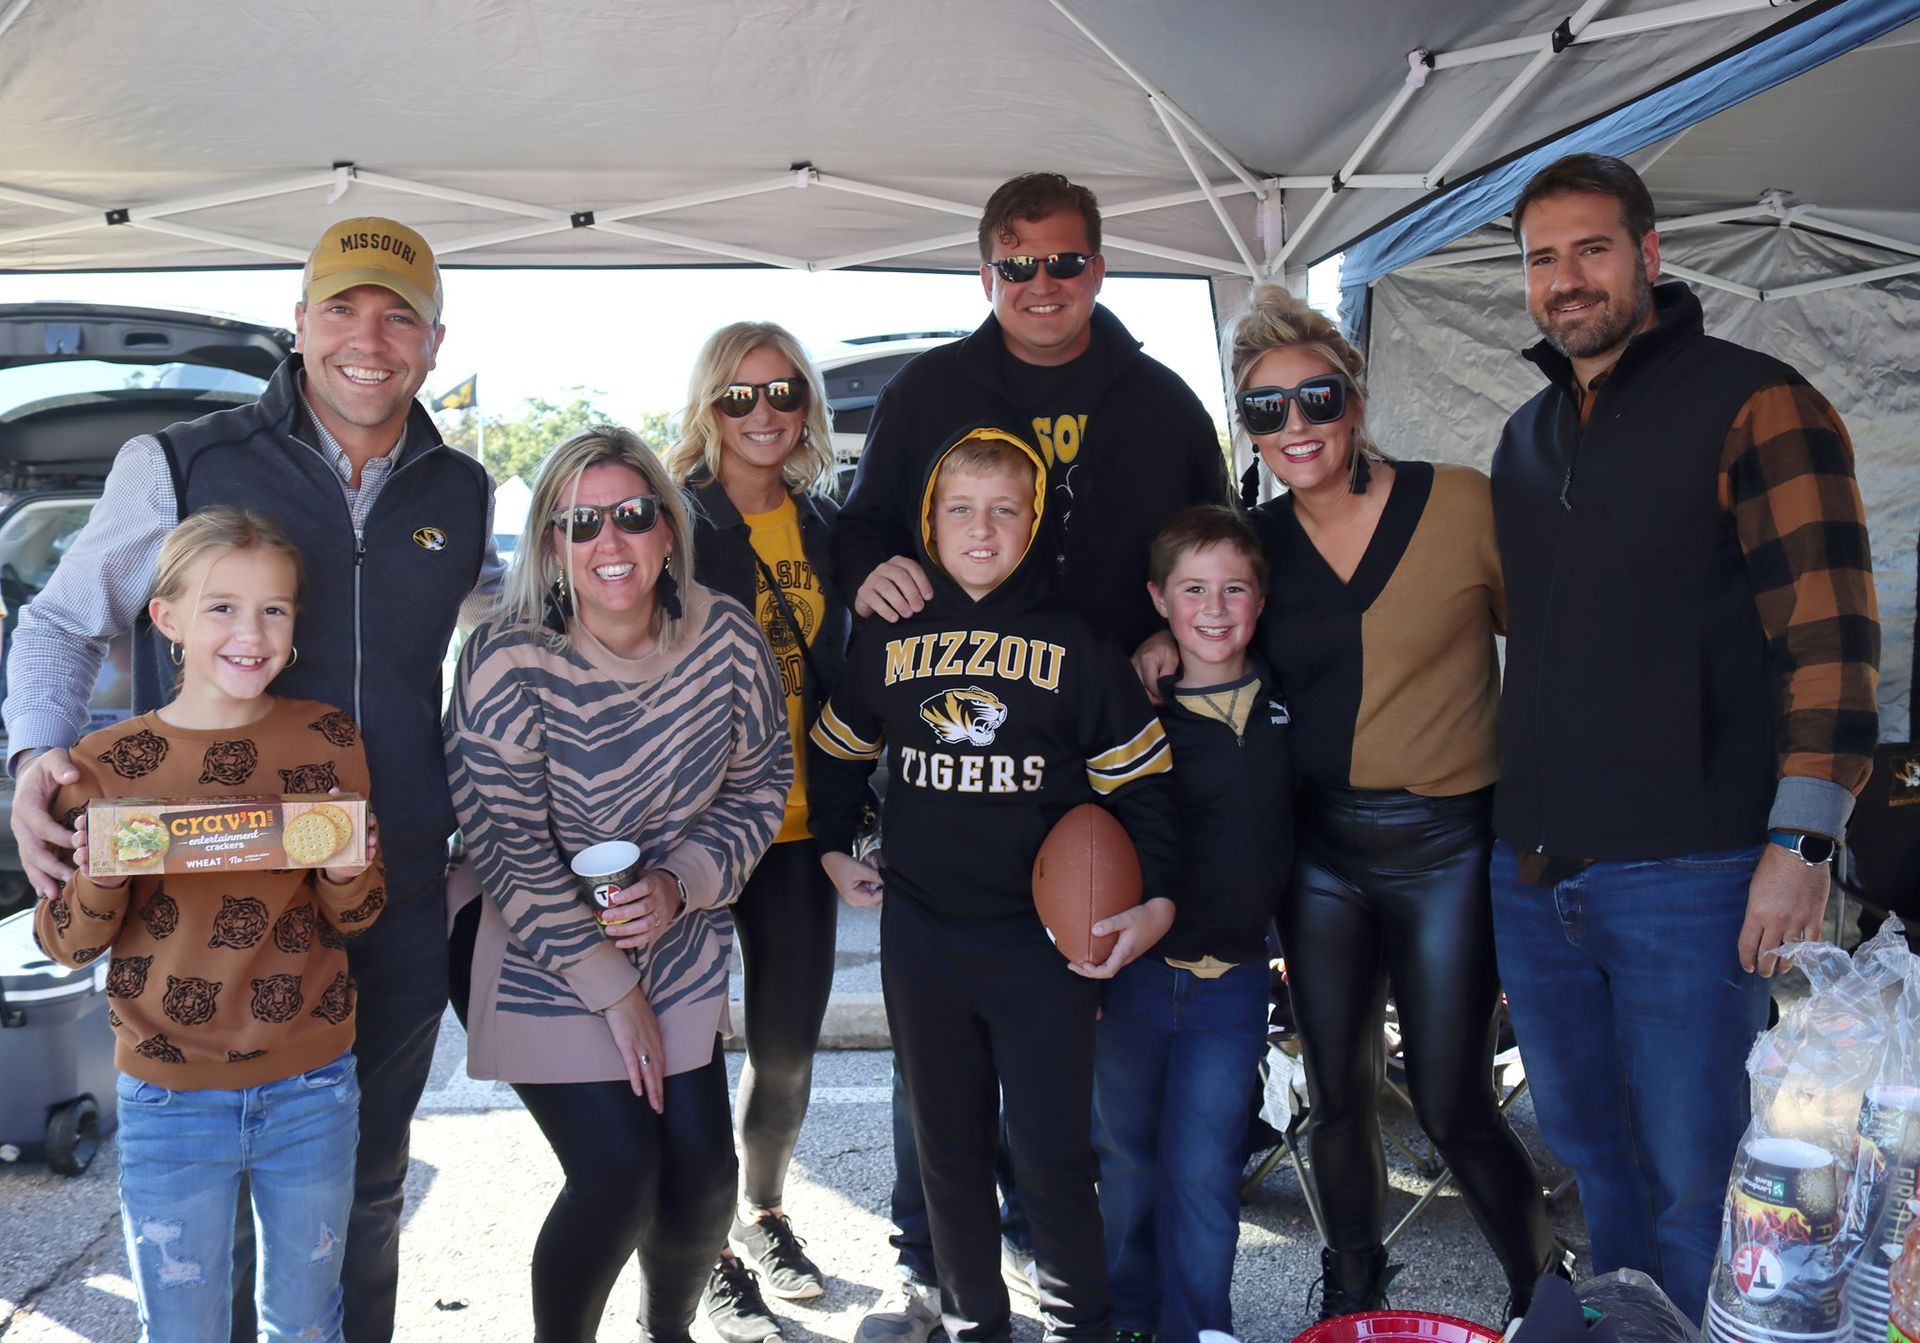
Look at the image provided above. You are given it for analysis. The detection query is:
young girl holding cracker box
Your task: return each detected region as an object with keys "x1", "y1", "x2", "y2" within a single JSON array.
[{"x1": 32, "y1": 507, "x2": 382, "y2": 1343}]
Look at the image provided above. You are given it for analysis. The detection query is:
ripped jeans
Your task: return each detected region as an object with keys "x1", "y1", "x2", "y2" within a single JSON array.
[{"x1": 116, "y1": 1051, "x2": 359, "y2": 1342}]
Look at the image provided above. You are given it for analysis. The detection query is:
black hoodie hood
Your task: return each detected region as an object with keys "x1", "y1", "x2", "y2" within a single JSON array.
[{"x1": 914, "y1": 425, "x2": 1053, "y2": 617}]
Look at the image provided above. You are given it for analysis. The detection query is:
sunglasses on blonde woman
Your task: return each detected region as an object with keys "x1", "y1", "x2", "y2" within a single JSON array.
[
  {"x1": 1235, "y1": 374, "x2": 1351, "y2": 435},
  {"x1": 715, "y1": 379, "x2": 807, "y2": 418},
  {"x1": 550, "y1": 494, "x2": 661, "y2": 543}
]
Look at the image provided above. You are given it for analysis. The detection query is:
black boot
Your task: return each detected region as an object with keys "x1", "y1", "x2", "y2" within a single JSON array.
[
  {"x1": 1503, "y1": 1238, "x2": 1577, "y2": 1326},
  {"x1": 1315, "y1": 1245, "x2": 1402, "y2": 1320}
]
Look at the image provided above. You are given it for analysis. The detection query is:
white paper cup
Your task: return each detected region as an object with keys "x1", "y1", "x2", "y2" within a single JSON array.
[{"x1": 570, "y1": 840, "x2": 642, "y2": 908}]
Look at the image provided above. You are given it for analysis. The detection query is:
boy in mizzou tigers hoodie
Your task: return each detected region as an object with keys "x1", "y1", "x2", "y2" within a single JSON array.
[
  {"x1": 33, "y1": 508, "x2": 383, "y2": 1341},
  {"x1": 810, "y1": 427, "x2": 1178, "y2": 1343}
]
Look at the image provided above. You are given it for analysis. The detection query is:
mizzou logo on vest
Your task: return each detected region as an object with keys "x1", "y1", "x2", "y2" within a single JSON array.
[
  {"x1": 919, "y1": 687, "x2": 1009, "y2": 747},
  {"x1": 412, "y1": 527, "x2": 448, "y2": 552},
  {"x1": 883, "y1": 631, "x2": 1064, "y2": 691}
]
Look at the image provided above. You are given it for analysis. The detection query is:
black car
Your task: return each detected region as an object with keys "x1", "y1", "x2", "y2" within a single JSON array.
[{"x1": 0, "y1": 303, "x2": 293, "y2": 910}]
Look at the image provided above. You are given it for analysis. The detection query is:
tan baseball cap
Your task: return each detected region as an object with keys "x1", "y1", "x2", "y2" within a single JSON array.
[{"x1": 302, "y1": 217, "x2": 443, "y2": 325}]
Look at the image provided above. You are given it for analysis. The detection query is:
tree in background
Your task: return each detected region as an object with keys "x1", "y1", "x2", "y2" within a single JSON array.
[{"x1": 435, "y1": 387, "x2": 678, "y2": 486}]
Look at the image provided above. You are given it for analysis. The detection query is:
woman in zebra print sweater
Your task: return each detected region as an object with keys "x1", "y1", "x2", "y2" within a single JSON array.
[{"x1": 445, "y1": 425, "x2": 790, "y2": 1343}]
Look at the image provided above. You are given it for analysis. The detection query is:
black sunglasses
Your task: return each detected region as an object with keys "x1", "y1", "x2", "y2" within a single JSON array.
[
  {"x1": 986, "y1": 251, "x2": 1098, "y2": 284},
  {"x1": 716, "y1": 379, "x2": 807, "y2": 418},
  {"x1": 550, "y1": 494, "x2": 661, "y2": 543},
  {"x1": 1235, "y1": 374, "x2": 1352, "y2": 435}
]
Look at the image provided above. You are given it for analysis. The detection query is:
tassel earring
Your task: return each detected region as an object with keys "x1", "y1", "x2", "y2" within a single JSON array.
[
  {"x1": 1349, "y1": 448, "x2": 1372, "y2": 495},
  {"x1": 658, "y1": 555, "x2": 683, "y2": 621}
]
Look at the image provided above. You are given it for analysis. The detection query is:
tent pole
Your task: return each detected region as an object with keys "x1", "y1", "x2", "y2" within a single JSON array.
[
  {"x1": 1427, "y1": 0, "x2": 1613, "y2": 187},
  {"x1": 590, "y1": 219, "x2": 810, "y2": 270},
  {"x1": 126, "y1": 173, "x2": 340, "y2": 222},
  {"x1": 1655, "y1": 261, "x2": 1761, "y2": 301},
  {"x1": 434, "y1": 221, "x2": 575, "y2": 257},
  {"x1": 814, "y1": 176, "x2": 980, "y2": 219},
  {"x1": 1784, "y1": 214, "x2": 1920, "y2": 261},
  {"x1": 127, "y1": 220, "x2": 307, "y2": 262},
  {"x1": 0, "y1": 216, "x2": 99, "y2": 249},
  {"x1": 0, "y1": 183, "x2": 88, "y2": 216},
  {"x1": 1150, "y1": 98, "x2": 1260, "y2": 278},
  {"x1": 0, "y1": 0, "x2": 33, "y2": 44},
  {"x1": 1431, "y1": 0, "x2": 1777, "y2": 69},
  {"x1": 600, "y1": 176, "x2": 808, "y2": 222},
  {"x1": 815, "y1": 233, "x2": 978, "y2": 272},
  {"x1": 1274, "y1": 59, "x2": 1431, "y2": 267},
  {"x1": 1768, "y1": 257, "x2": 1920, "y2": 302},
  {"x1": 1043, "y1": 0, "x2": 1266, "y2": 199},
  {"x1": 354, "y1": 172, "x2": 567, "y2": 221}
]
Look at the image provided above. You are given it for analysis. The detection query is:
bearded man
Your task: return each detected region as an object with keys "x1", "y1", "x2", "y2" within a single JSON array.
[{"x1": 1486, "y1": 153, "x2": 1879, "y2": 1324}]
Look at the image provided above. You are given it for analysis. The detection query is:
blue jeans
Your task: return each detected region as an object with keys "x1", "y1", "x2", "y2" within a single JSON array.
[
  {"x1": 888, "y1": 1066, "x2": 1030, "y2": 1286},
  {"x1": 1490, "y1": 841, "x2": 1770, "y2": 1326},
  {"x1": 1092, "y1": 958, "x2": 1267, "y2": 1343},
  {"x1": 117, "y1": 1052, "x2": 360, "y2": 1343}
]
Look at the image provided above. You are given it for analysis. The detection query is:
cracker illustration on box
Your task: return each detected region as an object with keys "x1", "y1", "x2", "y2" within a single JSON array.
[{"x1": 86, "y1": 794, "x2": 369, "y2": 878}]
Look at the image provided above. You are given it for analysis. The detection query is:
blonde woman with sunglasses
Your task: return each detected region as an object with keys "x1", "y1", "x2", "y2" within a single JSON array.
[
  {"x1": 666, "y1": 322, "x2": 851, "y2": 1339},
  {"x1": 445, "y1": 426, "x2": 789, "y2": 1343}
]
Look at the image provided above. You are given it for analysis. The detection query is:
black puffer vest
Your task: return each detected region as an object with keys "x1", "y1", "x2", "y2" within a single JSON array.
[
  {"x1": 1492, "y1": 283, "x2": 1795, "y2": 860},
  {"x1": 135, "y1": 356, "x2": 490, "y2": 893}
]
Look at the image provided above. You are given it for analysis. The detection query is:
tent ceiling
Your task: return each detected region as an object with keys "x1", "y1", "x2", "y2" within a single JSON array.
[{"x1": 0, "y1": 0, "x2": 1812, "y2": 277}]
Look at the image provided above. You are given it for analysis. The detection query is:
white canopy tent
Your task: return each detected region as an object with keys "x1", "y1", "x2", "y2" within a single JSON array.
[
  {"x1": 3, "y1": 0, "x2": 1911, "y2": 729},
  {"x1": 0, "y1": 0, "x2": 1854, "y2": 281}
]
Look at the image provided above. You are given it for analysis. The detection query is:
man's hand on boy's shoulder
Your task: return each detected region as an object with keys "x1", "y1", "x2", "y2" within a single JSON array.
[
  {"x1": 853, "y1": 556, "x2": 933, "y2": 622},
  {"x1": 1069, "y1": 896, "x2": 1176, "y2": 979},
  {"x1": 822, "y1": 849, "x2": 885, "y2": 907},
  {"x1": 1130, "y1": 631, "x2": 1179, "y2": 706}
]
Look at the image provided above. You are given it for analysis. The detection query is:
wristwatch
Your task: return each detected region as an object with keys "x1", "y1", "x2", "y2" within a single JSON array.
[{"x1": 1768, "y1": 829, "x2": 1837, "y2": 866}]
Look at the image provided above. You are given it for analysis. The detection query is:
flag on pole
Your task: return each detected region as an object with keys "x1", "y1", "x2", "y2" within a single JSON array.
[{"x1": 434, "y1": 375, "x2": 478, "y2": 411}]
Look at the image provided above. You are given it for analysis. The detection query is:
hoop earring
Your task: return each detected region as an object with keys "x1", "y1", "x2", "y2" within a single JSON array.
[
  {"x1": 169, "y1": 642, "x2": 183, "y2": 667},
  {"x1": 658, "y1": 555, "x2": 683, "y2": 621},
  {"x1": 286, "y1": 646, "x2": 299, "y2": 668}
]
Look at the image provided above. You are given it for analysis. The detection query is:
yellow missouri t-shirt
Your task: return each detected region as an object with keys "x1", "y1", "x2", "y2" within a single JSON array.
[{"x1": 742, "y1": 497, "x2": 825, "y2": 843}]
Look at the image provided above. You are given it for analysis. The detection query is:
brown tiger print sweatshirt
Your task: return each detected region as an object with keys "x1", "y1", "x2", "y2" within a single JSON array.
[{"x1": 33, "y1": 697, "x2": 385, "y2": 1090}]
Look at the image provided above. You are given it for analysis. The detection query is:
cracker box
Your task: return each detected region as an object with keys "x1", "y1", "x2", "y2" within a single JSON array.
[{"x1": 86, "y1": 794, "x2": 369, "y2": 878}]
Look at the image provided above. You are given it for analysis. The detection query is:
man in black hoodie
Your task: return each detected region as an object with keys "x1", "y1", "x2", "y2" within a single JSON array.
[
  {"x1": 813, "y1": 428, "x2": 1179, "y2": 1343},
  {"x1": 830, "y1": 173, "x2": 1226, "y2": 1339},
  {"x1": 832, "y1": 172, "x2": 1228, "y2": 657}
]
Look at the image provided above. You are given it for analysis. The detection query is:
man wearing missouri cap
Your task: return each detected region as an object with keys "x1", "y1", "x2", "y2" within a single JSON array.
[{"x1": 6, "y1": 214, "x2": 502, "y2": 1342}]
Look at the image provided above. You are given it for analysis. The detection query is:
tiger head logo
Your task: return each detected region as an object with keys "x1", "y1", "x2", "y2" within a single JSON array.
[{"x1": 919, "y1": 686, "x2": 1009, "y2": 747}]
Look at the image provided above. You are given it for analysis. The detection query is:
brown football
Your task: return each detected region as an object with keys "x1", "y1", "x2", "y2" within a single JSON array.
[{"x1": 1032, "y1": 803, "x2": 1142, "y2": 964}]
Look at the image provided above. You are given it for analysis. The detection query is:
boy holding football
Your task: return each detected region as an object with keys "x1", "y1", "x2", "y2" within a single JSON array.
[
  {"x1": 1096, "y1": 505, "x2": 1294, "y2": 1343},
  {"x1": 811, "y1": 427, "x2": 1179, "y2": 1343}
]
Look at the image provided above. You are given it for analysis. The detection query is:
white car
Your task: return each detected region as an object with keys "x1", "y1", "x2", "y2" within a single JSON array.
[{"x1": 814, "y1": 331, "x2": 963, "y2": 493}]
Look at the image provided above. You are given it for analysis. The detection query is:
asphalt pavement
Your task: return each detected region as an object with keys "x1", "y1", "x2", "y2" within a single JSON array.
[{"x1": 2, "y1": 904, "x2": 1588, "y2": 1341}]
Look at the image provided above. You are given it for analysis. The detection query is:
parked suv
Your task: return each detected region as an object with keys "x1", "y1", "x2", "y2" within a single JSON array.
[
  {"x1": 0, "y1": 304, "x2": 293, "y2": 909},
  {"x1": 815, "y1": 331, "x2": 962, "y2": 491}
]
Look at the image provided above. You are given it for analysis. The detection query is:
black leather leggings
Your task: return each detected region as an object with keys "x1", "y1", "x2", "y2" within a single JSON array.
[
  {"x1": 1279, "y1": 785, "x2": 1552, "y2": 1291},
  {"x1": 732, "y1": 838, "x2": 839, "y2": 1209},
  {"x1": 448, "y1": 899, "x2": 737, "y2": 1343}
]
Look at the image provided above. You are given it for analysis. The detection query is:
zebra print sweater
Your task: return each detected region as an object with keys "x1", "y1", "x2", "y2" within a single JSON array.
[{"x1": 446, "y1": 583, "x2": 789, "y2": 1082}]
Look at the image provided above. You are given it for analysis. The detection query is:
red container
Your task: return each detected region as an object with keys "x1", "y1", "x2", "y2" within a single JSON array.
[{"x1": 1292, "y1": 1312, "x2": 1504, "y2": 1343}]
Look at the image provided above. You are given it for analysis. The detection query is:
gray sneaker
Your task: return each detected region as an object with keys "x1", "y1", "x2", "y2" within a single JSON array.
[
  {"x1": 701, "y1": 1256, "x2": 783, "y2": 1343},
  {"x1": 729, "y1": 1212, "x2": 824, "y2": 1301},
  {"x1": 853, "y1": 1278, "x2": 941, "y2": 1343}
]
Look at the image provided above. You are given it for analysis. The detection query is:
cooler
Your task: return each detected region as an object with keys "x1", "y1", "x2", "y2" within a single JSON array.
[{"x1": 0, "y1": 906, "x2": 117, "y2": 1175}]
